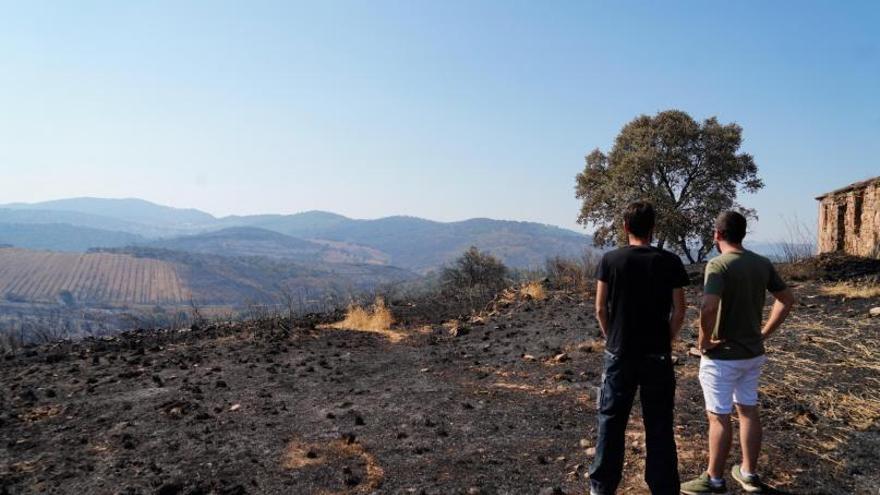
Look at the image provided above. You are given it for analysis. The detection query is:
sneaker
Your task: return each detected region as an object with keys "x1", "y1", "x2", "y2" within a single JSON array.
[
  {"x1": 731, "y1": 464, "x2": 764, "y2": 493},
  {"x1": 680, "y1": 472, "x2": 729, "y2": 494}
]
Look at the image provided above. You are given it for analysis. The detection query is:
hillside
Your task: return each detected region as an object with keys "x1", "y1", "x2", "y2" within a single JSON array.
[
  {"x1": 0, "y1": 248, "x2": 186, "y2": 305},
  {"x1": 0, "y1": 247, "x2": 416, "y2": 309},
  {"x1": 109, "y1": 247, "x2": 416, "y2": 305},
  {"x1": 1, "y1": 281, "x2": 877, "y2": 493},
  {"x1": 0, "y1": 208, "x2": 161, "y2": 238},
  {"x1": 2, "y1": 198, "x2": 215, "y2": 230},
  {"x1": 0, "y1": 223, "x2": 145, "y2": 252},
  {"x1": 0, "y1": 198, "x2": 593, "y2": 271},
  {"x1": 142, "y1": 227, "x2": 389, "y2": 266},
  {"x1": 221, "y1": 212, "x2": 592, "y2": 271}
]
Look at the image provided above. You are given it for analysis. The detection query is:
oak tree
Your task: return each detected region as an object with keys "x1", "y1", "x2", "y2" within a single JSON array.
[{"x1": 575, "y1": 110, "x2": 763, "y2": 263}]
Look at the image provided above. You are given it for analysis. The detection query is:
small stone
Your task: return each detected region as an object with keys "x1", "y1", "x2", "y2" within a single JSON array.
[
  {"x1": 688, "y1": 347, "x2": 702, "y2": 358},
  {"x1": 229, "y1": 404, "x2": 241, "y2": 411},
  {"x1": 579, "y1": 438, "x2": 591, "y2": 448},
  {"x1": 869, "y1": 307, "x2": 880, "y2": 317},
  {"x1": 538, "y1": 487, "x2": 564, "y2": 495},
  {"x1": 553, "y1": 353, "x2": 569, "y2": 363},
  {"x1": 523, "y1": 354, "x2": 536, "y2": 361},
  {"x1": 585, "y1": 447, "x2": 597, "y2": 457}
]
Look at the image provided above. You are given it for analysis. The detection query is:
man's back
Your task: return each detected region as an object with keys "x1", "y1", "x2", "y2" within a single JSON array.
[
  {"x1": 703, "y1": 250, "x2": 787, "y2": 360},
  {"x1": 597, "y1": 245, "x2": 689, "y2": 356}
]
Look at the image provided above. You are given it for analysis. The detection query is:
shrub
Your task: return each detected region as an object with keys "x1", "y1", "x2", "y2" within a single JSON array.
[
  {"x1": 544, "y1": 252, "x2": 598, "y2": 292},
  {"x1": 440, "y1": 247, "x2": 508, "y2": 298}
]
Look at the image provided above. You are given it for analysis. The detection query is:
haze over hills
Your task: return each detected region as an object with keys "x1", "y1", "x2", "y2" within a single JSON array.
[
  {"x1": 0, "y1": 223, "x2": 144, "y2": 252},
  {"x1": 2, "y1": 197, "x2": 215, "y2": 231},
  {"x1": 0, "y1": 197, "x2": 594, "y2": 271}
]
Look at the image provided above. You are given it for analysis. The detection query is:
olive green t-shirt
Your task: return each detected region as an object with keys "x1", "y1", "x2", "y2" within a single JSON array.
[{"x1": 703, "y1": 250, "x2": 787, "y2": 360}]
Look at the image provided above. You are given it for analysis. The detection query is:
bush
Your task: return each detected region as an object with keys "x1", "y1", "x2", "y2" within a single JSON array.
[
  {"x1": 439, "y1": 247, "x2": 509, "y2": 311},
  {"x1": 544, "y1": 252, "x2": 598, "y2": 292}
]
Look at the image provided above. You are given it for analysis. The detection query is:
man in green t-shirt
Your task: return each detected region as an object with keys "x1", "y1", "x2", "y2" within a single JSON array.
[{"x1": 681, "y1": 211, "x2": 795, "y2": 495}]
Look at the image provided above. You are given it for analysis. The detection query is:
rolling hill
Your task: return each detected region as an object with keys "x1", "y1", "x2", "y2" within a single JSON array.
[
  {"x1": 141, "y1": 227, "x2": 389, "y2": 265},
  {"x1": 2, "y1": 197, "x2": 215, "y2": 230},
  {"x1": 0, "y1": 246, "x2": 416, "y2": 308},
  {"x1": 224, "y1": 214, "x2": 591, "y2": 271},
  {"x1": 1, "y1": 198, "x2": 594, "y2": 271},
  {"x1": 0, "y1": 248, "x2": 186, "y2": 305},
  {"x1": 0, "y1": 223, "x2": 145, "y2": 252}
]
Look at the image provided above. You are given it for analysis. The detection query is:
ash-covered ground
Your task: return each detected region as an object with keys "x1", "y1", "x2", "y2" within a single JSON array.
[{"x1": 2, "y1": 281, "x2": 878, "y2": 494}]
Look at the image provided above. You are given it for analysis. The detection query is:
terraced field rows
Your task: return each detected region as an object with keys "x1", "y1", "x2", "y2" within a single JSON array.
[{"x1": 0, "y1": 248, "x2": 188, "y2": 304}]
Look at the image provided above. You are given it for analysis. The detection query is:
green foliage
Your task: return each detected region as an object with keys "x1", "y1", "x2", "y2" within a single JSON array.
[
  {"x1": 440, "y1": 246, "x2": 509, "y2": 297},
  {"x1": 576, "y1": 110, "x2": 763, "y2": 262}
]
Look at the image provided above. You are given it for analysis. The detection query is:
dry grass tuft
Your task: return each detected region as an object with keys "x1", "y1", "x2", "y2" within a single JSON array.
[
  {"x1": 820, "y1": 282, "x2": 880, "y2": 299},
  {"x1": 519, "y1": 281, "x2": 547, "y2": 301},
  {"x1": 19, "y1": 404, "x2": 62, "y2": 423},
  {"x1": 333, "y1": 297, "x2": 394, "y2": 332},
  {"x1": 324, "y1": 297, "x2": 405, "y2": 342},
  {"x1": 281, "y1": 438, "x2": 385, "y2": 493}
]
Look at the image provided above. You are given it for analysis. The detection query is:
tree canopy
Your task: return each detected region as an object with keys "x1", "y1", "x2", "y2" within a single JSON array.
[{"x1": 575, "y1": 110, "x2": 763, "y2": 263}]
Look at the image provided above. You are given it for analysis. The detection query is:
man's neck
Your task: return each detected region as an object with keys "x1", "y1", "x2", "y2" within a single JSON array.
[
  {"x1": 627, "y1": 236, "x2": 651, "y2": 247},
  {"x1": 718, "y1": 241, "x2": 745, "y2": 254}
]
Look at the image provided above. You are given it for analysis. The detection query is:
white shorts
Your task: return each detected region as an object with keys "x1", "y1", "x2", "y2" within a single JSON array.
[{"x1": 698, "y1": 355, "x2": 767, "y2": 415}]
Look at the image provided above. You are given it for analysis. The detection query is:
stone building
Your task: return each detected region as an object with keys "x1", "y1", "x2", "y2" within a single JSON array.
[{"x1": 816, "y1": 176, "x2": 880, "y2": 257}]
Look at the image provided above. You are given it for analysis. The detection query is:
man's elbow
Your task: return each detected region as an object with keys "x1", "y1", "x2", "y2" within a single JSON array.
[{"x1": 777, "y1": 289, "x2": 796, "y2": 308}]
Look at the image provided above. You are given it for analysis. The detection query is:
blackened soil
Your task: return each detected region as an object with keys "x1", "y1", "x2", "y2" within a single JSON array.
[{"x1": 1, "y1": 284, "x2": 878, "y2": 494}]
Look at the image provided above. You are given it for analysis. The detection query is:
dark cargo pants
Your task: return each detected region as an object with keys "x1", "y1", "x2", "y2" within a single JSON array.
[{"x1": 588, "y1": 351, "x2": 679, "y2": 494}]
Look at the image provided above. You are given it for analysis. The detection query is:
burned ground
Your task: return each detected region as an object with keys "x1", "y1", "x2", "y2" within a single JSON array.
[{"x1": 1, "y1": 282, "x2": 878, "y2": 494}]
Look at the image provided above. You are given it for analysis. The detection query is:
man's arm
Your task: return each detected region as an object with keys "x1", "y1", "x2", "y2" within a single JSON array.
[
  {"x1": 761, "y1": 288, "x2": 795, "y2": 340},
  {"x1": 699, "y1": 294, "x2": 724, "y2": 351},
  {"x1": 595, "y1": 280, "x2": 609, "y2": 338},
  {"x1": 669, "y1": 287, "x2": 686, "y2": 342}
]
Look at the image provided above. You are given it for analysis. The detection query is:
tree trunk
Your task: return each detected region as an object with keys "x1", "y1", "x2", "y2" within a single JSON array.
[{"x1": 680, "y1": 239, "x2": 696, "y2": 264}]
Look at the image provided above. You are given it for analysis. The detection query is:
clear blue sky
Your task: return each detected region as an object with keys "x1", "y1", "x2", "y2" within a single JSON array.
[{"x1": 0, "y1": 1, "x2": 877, "y2": 241}]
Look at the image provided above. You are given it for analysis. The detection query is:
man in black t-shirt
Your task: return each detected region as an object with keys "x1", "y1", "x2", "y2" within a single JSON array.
[{"x1": 588, "y1": 201, "x2": 689, "y2": 495}]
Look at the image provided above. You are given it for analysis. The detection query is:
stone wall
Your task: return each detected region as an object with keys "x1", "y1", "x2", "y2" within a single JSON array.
[{"x1": 818, "y1": 180, "x2": 880, "y2": 257}]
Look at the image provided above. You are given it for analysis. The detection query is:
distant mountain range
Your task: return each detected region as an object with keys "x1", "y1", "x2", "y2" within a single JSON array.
[{"x1": 0, "y1": 198, "x2": 593, "y2": 272}]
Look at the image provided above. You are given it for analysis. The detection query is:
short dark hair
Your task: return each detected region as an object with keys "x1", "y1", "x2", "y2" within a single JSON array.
[
  {"x1": 715, "y1": 211, "x2": 747, "y2": 243},
  {"x1": 623, "y1": 201, "x2": 655, "y2": 239}
]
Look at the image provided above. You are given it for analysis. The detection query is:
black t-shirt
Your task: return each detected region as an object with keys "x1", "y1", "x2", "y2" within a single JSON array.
[{"x1": 596, "y1": 245, "x2": 689, "y2": 356}]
